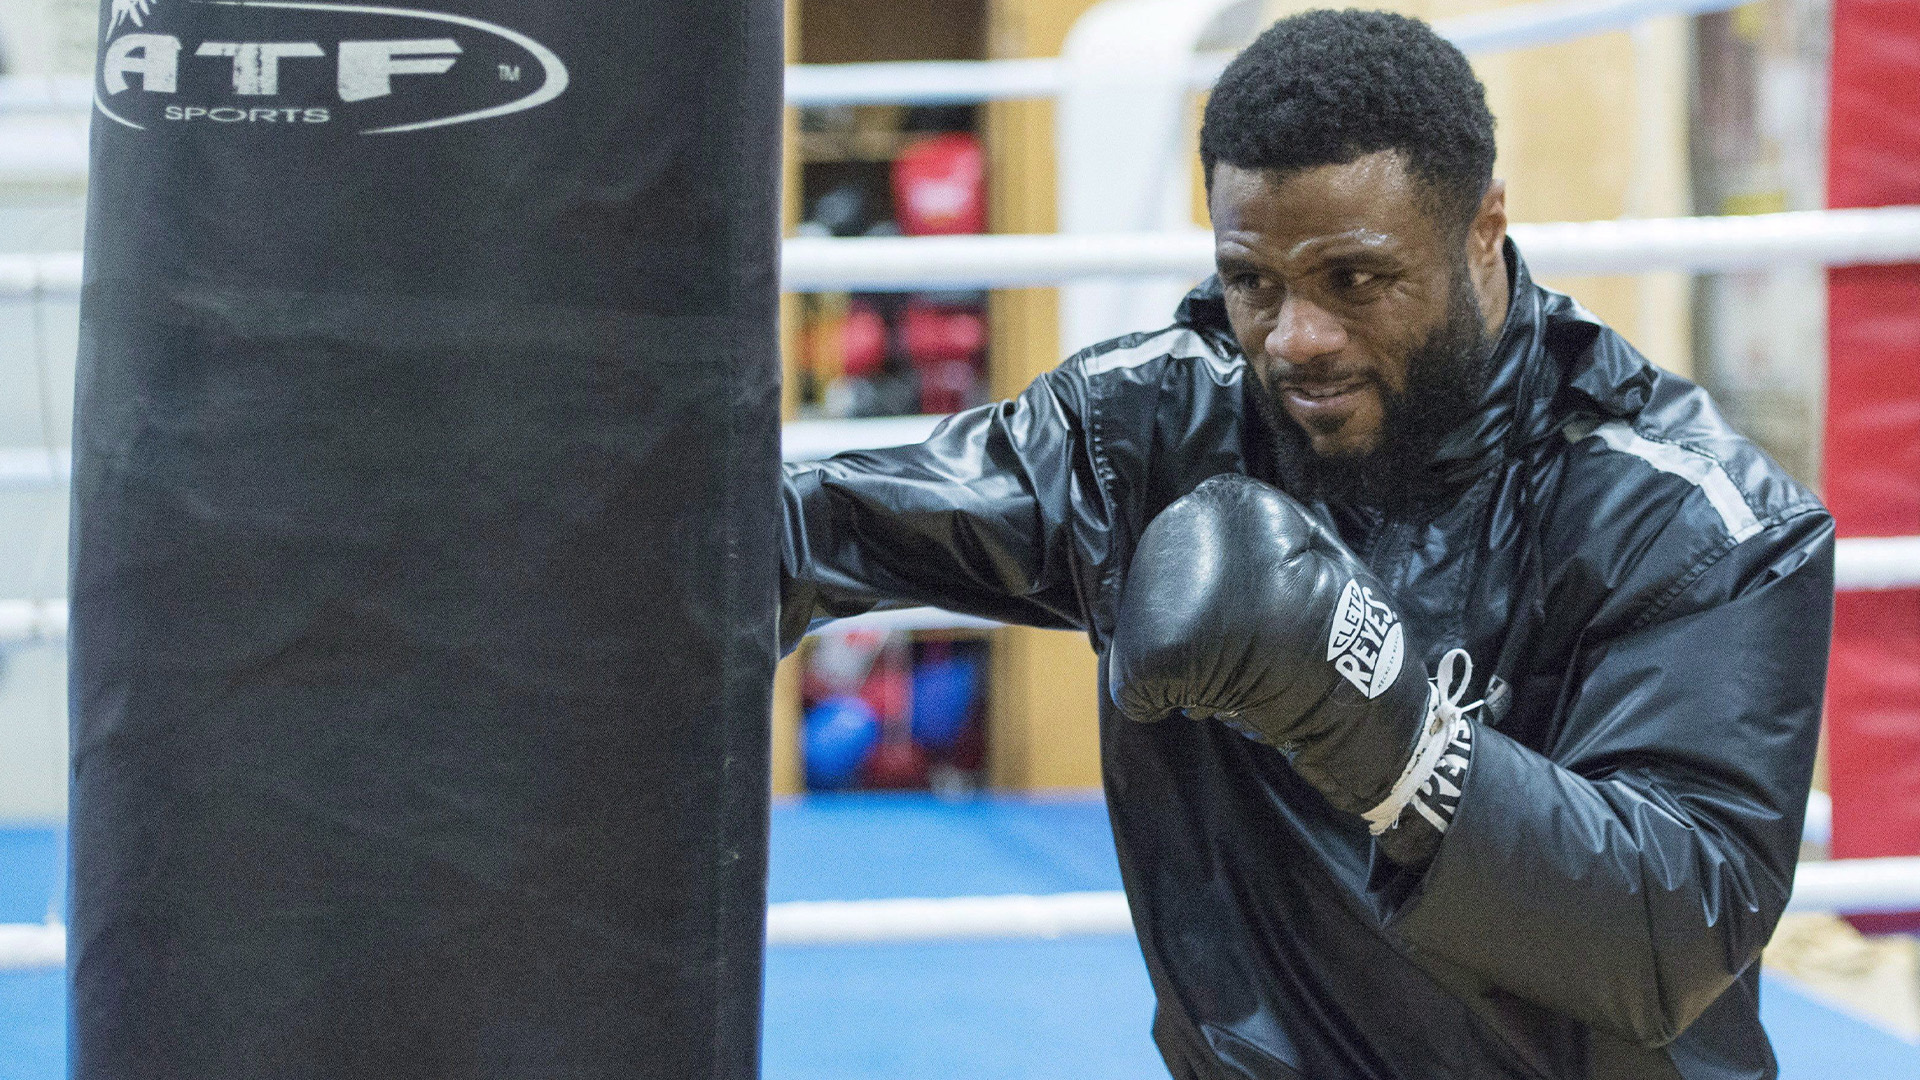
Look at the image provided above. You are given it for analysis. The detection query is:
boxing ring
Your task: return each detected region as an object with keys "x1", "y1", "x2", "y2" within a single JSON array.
[
  {"x1": 4, "y1": 207, "x2": 1920, "y2": 1076},
  {"x1": 1, "y1": 0, "x2": 1919, "y2": 1074}
]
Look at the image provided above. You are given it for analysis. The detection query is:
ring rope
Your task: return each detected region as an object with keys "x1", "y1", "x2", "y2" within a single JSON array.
[
  {"x1": 0, "y1": 0, "x2": 1751, "y2": 116},
  {"x1": 0, "y1": 851, "x2": 1911, "y2": 968},
  {"x1": 780, "y1": 208, "x2": 1920, "y2": 292},
  {"x1": 0, "y1": 537, "x2": 1913, "y2": 648},
  {"x1": 786, "y1": 0, "x2": 1753, "y2": 108},
  {"x1": 8, "y1": 208, "x2": 1920, "y2": 303}
]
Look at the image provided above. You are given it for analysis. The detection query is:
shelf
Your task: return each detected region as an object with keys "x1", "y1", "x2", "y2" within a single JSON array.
[{"x1": 796, "y1": 129, "x2": 915, "y2": 164}]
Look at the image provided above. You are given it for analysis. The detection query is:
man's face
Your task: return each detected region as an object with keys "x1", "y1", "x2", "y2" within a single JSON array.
[{"x1": 1209, "y1": 152, "x2": 1503, "y2": 465}]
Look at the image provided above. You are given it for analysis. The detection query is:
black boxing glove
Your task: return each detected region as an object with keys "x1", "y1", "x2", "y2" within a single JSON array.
[{"x1": 1108, "y1": 474, "x2": 1477, "y2": 846}]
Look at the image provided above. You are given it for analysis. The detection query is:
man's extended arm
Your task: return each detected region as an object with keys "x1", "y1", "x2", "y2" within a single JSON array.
[
  {"x1": 1386, "y1": 508, "x2": 1833, "y2": 1047},
  {"x1": 781, "y1": 365, "x2": 1102, "y2": 652}
]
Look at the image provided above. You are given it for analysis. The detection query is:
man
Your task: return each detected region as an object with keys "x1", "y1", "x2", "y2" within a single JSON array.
[{"x1": 781, "y1": 11, "x2": 1832, "y2": 1079}]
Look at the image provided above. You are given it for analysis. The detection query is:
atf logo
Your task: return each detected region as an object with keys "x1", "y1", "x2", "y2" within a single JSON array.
[
  {"x1": 1325, "y1": 579, "x2": 1404, "y2": 700},
  {"x1": 95, "y1": 0, "x2": 569, "y2": 134}
]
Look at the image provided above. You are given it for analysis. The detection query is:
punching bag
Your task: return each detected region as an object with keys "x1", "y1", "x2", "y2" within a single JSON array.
[{"x1": 70, "y1": 2, "x2": 781, "y2": 1077}]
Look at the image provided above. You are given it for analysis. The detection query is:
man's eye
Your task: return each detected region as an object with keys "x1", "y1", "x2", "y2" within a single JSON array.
[
  {"x1": 1229, "y1": 271, "x2": 1273, "y2": 291},
  {"x1": 1334, "y1": 269, "x2": 1378, "y2": 291}
]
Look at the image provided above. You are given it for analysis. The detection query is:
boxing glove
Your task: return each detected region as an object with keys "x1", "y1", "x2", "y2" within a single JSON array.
[{"x1": 1108, "y1": 474, "x2": 1476, "y2": 836}]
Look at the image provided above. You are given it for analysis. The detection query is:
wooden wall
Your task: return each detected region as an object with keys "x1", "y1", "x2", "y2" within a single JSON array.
[{"x1": 982, "y1": 0, "x2": 1109, "y2": 792}]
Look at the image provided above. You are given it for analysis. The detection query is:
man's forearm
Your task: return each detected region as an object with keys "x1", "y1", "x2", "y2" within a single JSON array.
[{"x1": 1385, "y1": 725, "x2": 1805, "y2": 1046}]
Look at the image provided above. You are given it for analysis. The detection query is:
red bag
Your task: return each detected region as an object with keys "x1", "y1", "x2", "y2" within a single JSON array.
[{"x1": 892, "y1": 132, "x2": 986, "y2": 237}]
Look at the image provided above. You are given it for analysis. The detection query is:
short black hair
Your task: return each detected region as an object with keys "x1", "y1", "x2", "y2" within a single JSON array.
[{"x1": 1200, "y1": 9, "x2": 1496, "y2": 233}]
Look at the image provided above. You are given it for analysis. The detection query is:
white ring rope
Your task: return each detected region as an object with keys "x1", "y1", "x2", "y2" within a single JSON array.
[
  {"x1": 766, "y1": 857, "x2": 1920, "y2": 947},
  {"x1": 0, "y1": 921, "x2": 65, "y2": 971},
  {"x1": 1805, "y1": 789, "x2": 1832, "y2": 849},
  {"x1": 0, "y1": 532, "x2": 1914, "y2": 651},
  {"x1": 787, "y1": 0, "x2": 1753, "y2": 107},
  {"x1": 785, "y1": 231, "x2": 1213, "y2": 294},
  {"x1": 773, "y1": 856, "x2": 1920, "y2": 938},
  {"x1": 1437, "y1": 0, "x2": 1748, "y2": 56},
  {"x1": 0, "y1": 0, "x2": 1749, "y2": 116},
  {"x1": 0, "y1": 600, "x2": 68, "y2": 644},
  {"x1": 768, "y1": 891, "x2": 1134, "y2": 946},
  {"x1": 1824, "y1": 537, "x2": 1920, "y2": 592},
  {"x1": 0, "y1": 528, "x2": 1911, "y2": 643},
  {"x1": 1783, "y1": 857, "x2": 1920, "y2": 917},
  {"x1": 793, "y1": 0, "x2": 1747, "y2": 107},
  {"x1": 785, "y1": 57, "x2": 1068, "y2": 108},
  {"x1": 779, "y1": 208, "x2": 1920, "y2": 292},
  {"x1": 0, "y1": 448, "x2": 69, "y2": 490},
  {"x1": 0, "y1": 851, "x2": 1910, "y2": 968},
  {"x1": 7, "y1": 207, "x2": 1920, "y2": 303},
  {"x1": 0, "y1": 77, "x2": 91, "y2": 113},
  {"x1": 781, "y1": 415, "x2": 948, "y2": 462},
  {"x1": 802, "y1": 534, "x2": 1920, "y2": 632},
  {"x1": 0, "y1": 250, "x2": 80, "y2": 300}
]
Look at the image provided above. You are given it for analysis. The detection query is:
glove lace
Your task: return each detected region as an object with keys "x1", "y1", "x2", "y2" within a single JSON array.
[{"x1": 1361, "y1": 648, "x2": 1482, "y2": 836}]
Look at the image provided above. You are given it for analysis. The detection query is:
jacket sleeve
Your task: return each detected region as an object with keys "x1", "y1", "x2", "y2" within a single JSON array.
[
  {"x1": 780, "y1": 365, "x2": 1103, "y2": 652},
  {"x1": 1385, "y1": 508, "x2": 1833, "y2": 1047}
]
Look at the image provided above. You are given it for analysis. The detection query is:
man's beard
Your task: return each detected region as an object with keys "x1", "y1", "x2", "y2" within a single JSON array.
[{"x1": 1288, "y1": 269, "x2": 1495, "y2": 517}]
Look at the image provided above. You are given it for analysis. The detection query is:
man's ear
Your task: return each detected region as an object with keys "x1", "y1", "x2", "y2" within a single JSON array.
[
  {"x1": 1469, "y1": 181, "x2": 1508, "y2": 271},
  {"x1": 1467, "y1": 180, "x2": 1509, "y2": 328}
]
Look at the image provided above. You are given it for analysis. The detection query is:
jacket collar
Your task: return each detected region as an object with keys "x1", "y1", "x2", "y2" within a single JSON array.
[{"x1": 1177, "y1": 240, "x2": 1657, "y2": 488}]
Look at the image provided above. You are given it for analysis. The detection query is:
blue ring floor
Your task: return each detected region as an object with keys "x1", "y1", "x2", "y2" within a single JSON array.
[{"x1": 4, "y1": 795, "x2": 1918, "y2": 1078}]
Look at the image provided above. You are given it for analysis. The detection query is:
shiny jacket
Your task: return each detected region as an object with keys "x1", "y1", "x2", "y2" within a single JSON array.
[{"x1": 780, "y1": 248, "x2": 1834, "y2": 1079}]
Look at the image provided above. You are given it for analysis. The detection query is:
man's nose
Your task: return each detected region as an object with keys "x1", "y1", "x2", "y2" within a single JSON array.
[{"x1": 1264, "y1": 294, "x2": 1347, "y2": 367}]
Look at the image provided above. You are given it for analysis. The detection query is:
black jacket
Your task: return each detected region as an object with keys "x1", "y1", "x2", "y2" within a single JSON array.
[{"x1": 780, "y1": 248, "x2": 1834, "y2": 1079}]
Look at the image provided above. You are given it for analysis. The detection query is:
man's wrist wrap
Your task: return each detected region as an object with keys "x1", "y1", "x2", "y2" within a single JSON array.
[{"x1": 1362, "y1": 648, "x2": 1480, "y2": 836}]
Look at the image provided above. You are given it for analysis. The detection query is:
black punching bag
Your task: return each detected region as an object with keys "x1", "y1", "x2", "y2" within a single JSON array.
[{"x1": 71, "y1": 2, "x2": 780, "y2": 1077}]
